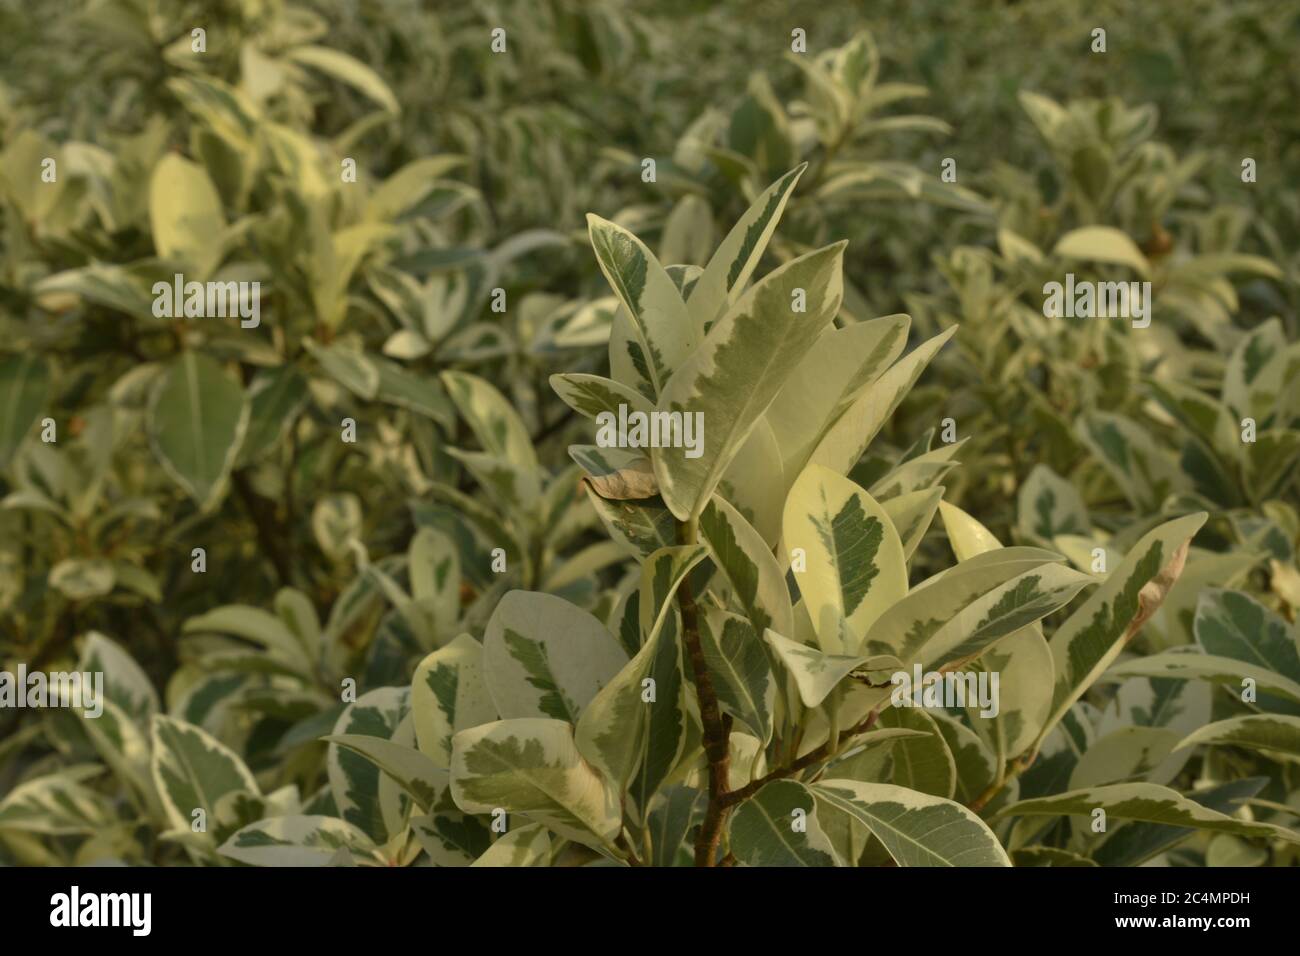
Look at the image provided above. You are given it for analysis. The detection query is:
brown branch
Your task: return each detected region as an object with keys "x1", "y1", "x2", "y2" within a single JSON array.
[
  {"x1": 722, "y1": 707, "x2": 881, "y2": 808},
  {"x1": 968, "y1": 749, "x2": 1038, "y2": 814}
]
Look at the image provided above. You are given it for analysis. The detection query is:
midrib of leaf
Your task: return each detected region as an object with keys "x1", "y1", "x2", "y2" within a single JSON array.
[
  {"x1": 818, "y1": 789, "x2": 954, "y2": 865},
  {"x1": 742, "y1": 801, "x2": 821, "y2": 864}
]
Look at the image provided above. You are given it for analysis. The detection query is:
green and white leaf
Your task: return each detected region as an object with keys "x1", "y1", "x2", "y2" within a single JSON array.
[
  {"x1": 863, "y1": 546, "x2": 1065, "y2": 660},
  {"x1": 1018, "y1": 464, "x2": 1090, "y2": 544},
  {"x1": 441, "y1": 370, "x2": 540, "y2": 475},
  {"x1": 806, "y1": 327, "x2": 956, "y2": 477},
  {"x1": 326, "y1": 687, "x2": 409, "y2": 843},
  {"x1": 411, "y1": 634, "x2": 497, "y2": 768},
  {"x1": 881, "y1": 486, "x2": 944, "y2": 561},
  {"x1": 1175, "y1": 714, "x2": 1300, "y2": 761},
  {"x1": 550, "y1": 372, "x2": 654, "y2": 421},
  {"x1": 483, "y1": 590, "x2": 629, "y2": 722},
  {"x1": 219, "y1": 815, "x2": 385, "y2": 867},
  {"x1": 766, "y1": 313, "x2": 910, "y2": 481},
  {"x1": 1041, "y1": 512, "x2": 1206, "y2": 746},
  {"x1": 699, "y1": 495, "x2": 793, "y2": 637},
  {"x1": 1106, "y1": 652, "x2": 1300, "y2": 707},
  {"x1": 783, "y1": 464, "x2": 907, "y2": 653},
  {"x1": 0, "y1": 772, "x2": 118, "y2": 835},
  {"x1": 150, "y1": 714, "x2": 260, "y2": 835},
  {"x1": 324, "y1": 734, "x2": 447, "y2": 813},
  {"x1": 79, "y1": 630, "x2": 159, "y2": 722},
  {"x1": 730, "y1": 780, "x2": 841, "y2": 866},
  {"x1": 587, "y1": 214, "x2": 698, "y2": 393},
  {"x1": 700, "y1": 608, "x2": 776, "y2": 743},
  {"x1": 813, "y1": 780, "x2": 1011, "y2": 866},
  {"x1": 998, "y1": 783, "x2": 1300, "y2": 845},
  {"x1": 765, "y1": 628, "x2": 900, "y2": 709},
  {"x1": 654, "y1": 242, "x2": 847, "y2": 520},
  {"x1": 471, "y1": 822, "x2": 553, "y2": 867},
  {"x1": 450, "y1": 718, "x2": 622, "y2": 850},
  {"x1": 686, "y1": 164, "x2": 805, "y2": 331},
  {"x1": 916, "y1": 563, "x2": 1095, "y2": 673}
]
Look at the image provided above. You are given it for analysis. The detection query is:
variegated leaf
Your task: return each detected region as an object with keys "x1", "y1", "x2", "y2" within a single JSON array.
[
  {"x1": 182, "y1": 604, "x2": 308, "y2": 669},
  {"x1": 1041, "y1": 513, "x2": 1207, "y2": 745},
  {"x1": 998, "y1": 783, "x2": 1300, "y2": 845},
  {"x1": 1175, "y1": 714, "x2": 1300, "y2": 760},
  {"x1": 411, "y1": 634, "x2": 497, "y2": 768},
  {"x1": 471, "y1": 822, "x2": 554, "y2": 867},
  {"x1": 700, "y1": 608, "x2": 776, "y2": 743},
  {"x1": 813, "y1": 780, "x2": 1011, "y2": 866},
  {"x1": 1067, "y1": 726, "x2": 1180, "y2": 790},
  {"x1": 324, "y1": 734, "x2": 447, "y2": 813},
  {"x1": 765, "y1": 628, "x2": 900, "y2": 708},
  {"x1": 587, "y1": 214, "x2": 697, "y2": 393},
  {"x1": 410, "y1": 810, "x2": 492, "y2": 866},
  {"x1": 483, "y1": 590, "x2": 628, "y2": 722},
  {"x1": 1195, "y1": 588, "x2": 1300, "y2": 685},
  {"x1": 807, "y1": 327, "x2": 956, "y2": 477},
  {"x1": 869, "y1": 442, "x2": 963, "y2": 501},
  {"x1": 783, "y1": 464, "x2": 907, "y2": 653},
  {"x1": 973, "y1": 627, "x2": 1055, "y2": 760},
  {"x1": 583, "y1": 483, "x2": 677, "y2": 556},
  {"x1": 1017, "y1": 464, "x2": 1090, "y2": 544},
  {"x1": 576, "y1": 546, "x2": 708, "y2": 787},
  {"x1": 862, "y1": 546, "x2": 1065, "y2": 660},
  {"x1": 1076, "y1": 412, "x2": 1185, "y2": 511},
  {"x1": 686, "y1": 164, "x2": 806, "y2": 331},
  {"x1": 550, "y1": 372, "x2": 654, "y2": 421},
  {"x1": 638, "y1": 544, "x2": 710, "y2": 642},
  {"x1": 880, "y1": 486, "x2": 944, "y2": 561},
  {"x1": 326, "y1": 688, "x2": 409, "y2": 843},
  {"x1": 446, "y1": 446, "x2": 541, "y2": 511},
  {"x1": 150, "y1": 714, "x2": 260, "y2": 835},
  {"x1": 440, "y1": 370, "x2": 540, "y2": 474},
  {"x1": 654, "y1": 242, "x2": 847, "y2": 521},
  {"x1": 0, "y1": 772, "x2": 118, "y2": 835},
  {"x1": 767, "y1": 314, "x2": 911, "y2": 484},
  {"x1": 931, "y1": 712, "x2": 998, "y2": 805},
  {"x1": 716, "y1": 417, "x2": 785, "y2": 543},
  {"x1": 646, "y1": 785, "x2": 703, "y2": 866},
  {"x1": 147, "y1": 352, "x2": 249, "y2": 510},
  {"x1": 78, "y1": 630, "x2": 158, "y2": 723},
  {"x1": 1106, "y1": 652, "x2": 1300, "y2": 707},
  {"x1": 876, "y1": 706, "x2": 956, "y2": 799},
  {"x1": 219, "y1": 815, "x2": 386, "y2": 867},
  {"x1": 450, "y1": 718, "x2": 622, "y2": 850},
  {"x1": 408, "y1": 527, "x2": 461, "y2": 639},
  {"x1": 698, "y1": 495, "x2": 794, "y2": 637},
  {"x1": 730, "y1": 780, "x2": 841, "y2": 866},
  {"x1": 1224, "y1": 317, "x2": 1287, "y2": 427},
  {"x1": 915, "y1": 563, "x2": 1095, "y2": 673}
]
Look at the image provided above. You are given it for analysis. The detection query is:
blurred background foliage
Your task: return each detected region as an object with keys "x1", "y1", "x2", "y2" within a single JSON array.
[{"x1": 0, "y1": 0, "x2": 1297, "y2": 864}]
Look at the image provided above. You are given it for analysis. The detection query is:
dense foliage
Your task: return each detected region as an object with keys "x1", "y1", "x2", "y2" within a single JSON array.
[{"x1": 1, "y1": 0, "x2": 1297, "y2": 868}]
